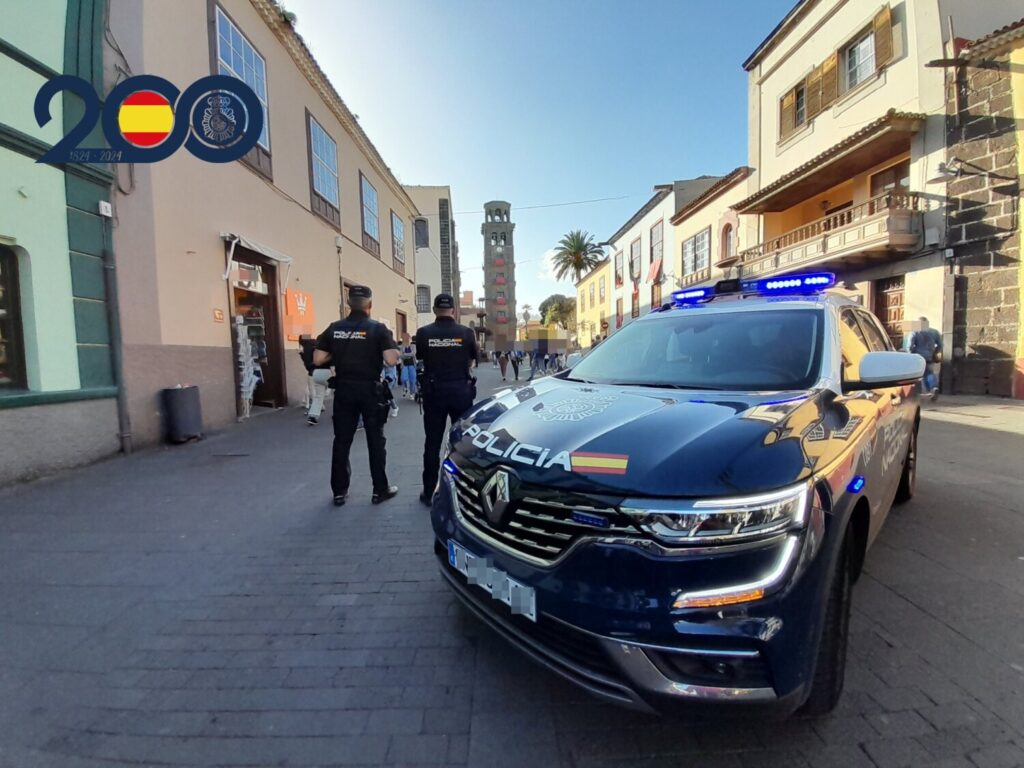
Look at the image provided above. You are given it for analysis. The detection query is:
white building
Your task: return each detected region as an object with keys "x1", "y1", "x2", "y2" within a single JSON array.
[{"x1": 405, "y1": 185, "x2": 459, "y2": 330}]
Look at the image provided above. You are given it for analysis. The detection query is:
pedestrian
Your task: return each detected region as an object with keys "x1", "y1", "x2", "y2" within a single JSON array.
[
  {"x1": 415, "y1": 293, "x2": 479, "y2": 507},
  {"x1": 313, "y1": 286, "x2": 400, "y2": 507},
  {"x1": 543, "y1": 352, "x2": 550, "y2": 372},
  {"x1": 298, "y1": 334, "x2": 332, "y2": 425},
  {"x1": 509, "y1": 349, "x2": 520, "y2": 381},
  {"x1": 499, "y1": 349, "x2": 509, "y2": 380},
  {"x1": 399, "y1": 333, "x2": 417, "y2": 400},
  {"x1": 909, "y1": 316, "x2": 942, "y2": 400},
  {"x1": 492, "y1": 350, "x2": 499, "y2": 369}
]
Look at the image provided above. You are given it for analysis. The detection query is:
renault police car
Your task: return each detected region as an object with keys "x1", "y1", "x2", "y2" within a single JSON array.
[{"x1": 431, "y1": 273, "x2": 924, "y2": 715}]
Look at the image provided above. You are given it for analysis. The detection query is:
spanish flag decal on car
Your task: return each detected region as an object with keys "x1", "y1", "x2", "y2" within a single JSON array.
[
  {"x1": 570, "y1": 451, "x2": 629, "y2": 475},
  {"x1": 117, "y1": 91, "x2": 174, "y2": 147}
]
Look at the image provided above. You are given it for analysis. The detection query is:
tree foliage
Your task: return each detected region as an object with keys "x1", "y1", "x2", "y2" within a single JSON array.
[{"x1": 551, "y1": 230, "x2": 605, "y2": 284}]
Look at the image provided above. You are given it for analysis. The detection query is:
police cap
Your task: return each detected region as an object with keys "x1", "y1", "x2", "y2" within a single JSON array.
[
  {"x1": 433, "y1": 293, "x2": 455, "y2": 310},
  {"x1": 349, "y1": 285, "x2": 372, "y2": 300}
]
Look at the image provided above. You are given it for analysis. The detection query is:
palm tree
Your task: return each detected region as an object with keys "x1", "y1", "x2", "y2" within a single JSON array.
[{"x1": 551, "y1": 230, "x2": 604, "y2": 284}]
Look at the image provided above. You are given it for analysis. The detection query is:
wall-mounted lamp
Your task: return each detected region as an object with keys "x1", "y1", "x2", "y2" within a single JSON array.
[{"x1": 927, "y1": 158, "x2": 963, "y2": 184}]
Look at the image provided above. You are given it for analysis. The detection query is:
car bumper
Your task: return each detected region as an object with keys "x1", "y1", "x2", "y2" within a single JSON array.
[{"x1": 431, "y1": 478, "x2": 840, "y2": 714}]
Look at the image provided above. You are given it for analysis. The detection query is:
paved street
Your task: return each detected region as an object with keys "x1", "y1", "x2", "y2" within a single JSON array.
[{"x1": 1, "y1": 367, "x2": 1023, "y2": 768}]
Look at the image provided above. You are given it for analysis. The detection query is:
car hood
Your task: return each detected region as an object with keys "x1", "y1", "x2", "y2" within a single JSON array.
[{"x1": 452, "y1": 377, "x2": 836, "y2": 497}]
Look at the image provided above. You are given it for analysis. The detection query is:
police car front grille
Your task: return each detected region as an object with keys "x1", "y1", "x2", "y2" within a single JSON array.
[{"x1": 451, "y1": 471, "x2": 637, "y2": 564}]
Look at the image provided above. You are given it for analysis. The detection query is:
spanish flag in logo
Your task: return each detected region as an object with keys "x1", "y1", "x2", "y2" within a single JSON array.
[
  {"x1": 570, "y1": 451, "x2": 629, "y2": 475},
  {"x1": 117, "y1": 91, "x2": 174, "y2": 147}
]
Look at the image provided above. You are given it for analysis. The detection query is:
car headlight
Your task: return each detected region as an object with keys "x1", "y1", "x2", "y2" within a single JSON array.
[{"x1": 621, "y1": 481, "x2": 811, "y2": 544}]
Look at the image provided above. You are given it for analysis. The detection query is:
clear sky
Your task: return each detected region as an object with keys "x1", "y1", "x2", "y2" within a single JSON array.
[{"x1": 288, "y1": 0, "x2": 794, "y2": 312}]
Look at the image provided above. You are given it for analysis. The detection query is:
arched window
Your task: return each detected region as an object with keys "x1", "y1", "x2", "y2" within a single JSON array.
[
  {"x1": 499, "y1": 233, "x2": 506, "y2": 245},
  {"x1": 490, "y1": 233, "x2": 497, "y2": 245},
  {"x1": 0, "y1": 246, "x2": 25, "y2": 388},
  {"x1": 721, "y1": 224, "x2": 735, "y2": 260}
]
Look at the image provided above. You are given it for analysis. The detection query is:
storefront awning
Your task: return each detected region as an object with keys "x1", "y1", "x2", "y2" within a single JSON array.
[
  {"x1": 220, "y1": 232, "x2": 294, "y2": 292},
  {"x1": 734, "y1": 110, "x2": 926, "y2": 214}
]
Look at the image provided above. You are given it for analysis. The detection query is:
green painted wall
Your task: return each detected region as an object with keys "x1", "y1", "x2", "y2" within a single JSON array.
[
  {"x1": 0, "y1": 56, "x2": 63, "y2": 143},
  {"x1": 6, "y1": 0, "x2": 67, "y2": 70}
]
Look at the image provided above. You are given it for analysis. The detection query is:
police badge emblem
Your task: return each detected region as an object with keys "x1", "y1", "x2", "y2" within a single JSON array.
[{"x1": 200, "y1": 94, "x2": 237, "y2": 145}]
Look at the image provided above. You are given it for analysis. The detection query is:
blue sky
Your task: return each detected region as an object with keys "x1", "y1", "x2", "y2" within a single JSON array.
[{"x1": 289, "y1": 0, "x2": 794, "y2": 311}]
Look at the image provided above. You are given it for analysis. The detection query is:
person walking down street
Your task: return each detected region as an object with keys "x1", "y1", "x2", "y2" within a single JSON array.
[
  {"x1": 498, "y1": 350, "x2": 509, "y2": 381},
  {"x1": 416, "y1": 293, "x2": 478, "y2": 507},
  {"x1": 313, "y1": 286, "x2": 400, "y2": 507},
  {"x1": 909, "y1": 316, "x2": 943, "y2": 400},
  {"x1": 492, "y1": 350, "x2": 499, "y2": 369},
  {"x1": 509, "y1": 349, "x2": 520, "y2": 381},
  {"x1": 399, "y1": 333, "x2": 417, "y2": 400},
  {"x1": 298, "y1": 334, "x2": 332, "y2": 425}
]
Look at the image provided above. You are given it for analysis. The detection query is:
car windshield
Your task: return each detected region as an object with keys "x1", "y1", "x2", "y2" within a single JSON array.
[{"x1": 568, "y1": 308, "x2": 824, "y2": 391}]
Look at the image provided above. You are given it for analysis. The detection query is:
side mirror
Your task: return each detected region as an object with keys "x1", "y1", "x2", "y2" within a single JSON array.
[{"x1": 845, "y1": 351, "x2": 926, "y2": 391}]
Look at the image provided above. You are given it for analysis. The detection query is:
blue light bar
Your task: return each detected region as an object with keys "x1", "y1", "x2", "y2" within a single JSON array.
[
  {"x1": 671, "y1": 287, "x2": 712, "y2": 305},
  {"x1": 847, "y1": 475, "x2": 865, "y2": 494},
  {"x1": 745, "y1": 272, "x2": 836, "y2": 294},
  {"x1": 442, "y1": 459, "x2": 459, "y2": 475}
]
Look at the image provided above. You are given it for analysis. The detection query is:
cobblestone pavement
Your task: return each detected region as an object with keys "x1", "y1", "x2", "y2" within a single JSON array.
[{"x1": 1, "y1": 368, "x2": 1023, "y2": 767}]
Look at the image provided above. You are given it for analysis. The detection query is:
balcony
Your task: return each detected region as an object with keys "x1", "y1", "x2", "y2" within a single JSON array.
[
  {"x1": 739, "y1": 193, "x2": 924, "y2": 278},
  {"x1": 678, "y1": 266, "x2": 712, "y2": 289}
]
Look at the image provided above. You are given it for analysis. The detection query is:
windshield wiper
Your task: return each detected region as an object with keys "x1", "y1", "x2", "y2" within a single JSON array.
[
  {"x1": 562, "y1": 376, "x2": 595, "y2": 383},
  {"x1": 608, "y1": 381, "x2": 725, "y2": 391}
]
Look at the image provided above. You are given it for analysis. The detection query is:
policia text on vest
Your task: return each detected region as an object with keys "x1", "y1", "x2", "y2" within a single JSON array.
[
  {"x1": 313, "y1": 286, "x2": 400, "y2": 507},
  {"x1": 415, "y1": 293, "x2": 479, "y2": 507}
]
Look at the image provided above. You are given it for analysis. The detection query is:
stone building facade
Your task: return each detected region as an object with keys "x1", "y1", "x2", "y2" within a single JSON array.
[{"x1": 945, "y1": 25, "x2": 1023, "y2": 396}]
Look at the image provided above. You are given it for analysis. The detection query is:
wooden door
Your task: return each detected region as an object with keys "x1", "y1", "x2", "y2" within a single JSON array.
[{"x1": 872, "y1": 275, "x2": 905, "y2": 349}]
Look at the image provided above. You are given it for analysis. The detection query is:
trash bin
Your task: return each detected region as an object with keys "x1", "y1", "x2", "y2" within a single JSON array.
[{"x1": 162, "y1": 385, "x2": 203, "y2": 443}]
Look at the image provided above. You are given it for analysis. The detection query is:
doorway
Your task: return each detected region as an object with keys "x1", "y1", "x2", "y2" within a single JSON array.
[
  {"x1": 395, "y1": 310, "x2": 408, "y2": 342},
  {"x1": 229, "y1": 251, "x2": 286, "y2": 410},
  {"x1": 872, "y1": 275, "x2": 905, "y2": 349}
]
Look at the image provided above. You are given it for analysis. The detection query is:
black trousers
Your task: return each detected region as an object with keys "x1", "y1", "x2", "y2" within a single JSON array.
[
  {"x1": 331, "y1": 381, "x2": 389, "y2": 495},
  {"x1": 422, "y1": 381, "x2": 474, "y2": 494}
]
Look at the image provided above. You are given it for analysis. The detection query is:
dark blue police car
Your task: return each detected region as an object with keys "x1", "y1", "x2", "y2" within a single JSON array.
[{"x1": 431, "y1": 273, "x2": 925, "y2": 715}]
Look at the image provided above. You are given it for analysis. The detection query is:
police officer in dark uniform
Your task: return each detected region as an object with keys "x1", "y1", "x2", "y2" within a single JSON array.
[
  {"x1": 415, "y1": 293, "x2": 479, "y2": 506},
  {"x1": 313, "y1": 286, "x2": 400, "y2": 507}
]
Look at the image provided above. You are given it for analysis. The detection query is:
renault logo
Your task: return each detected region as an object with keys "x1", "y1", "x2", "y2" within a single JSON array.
[{"x1": 481, "y1": 468, "x2": 513, "y2": 526}]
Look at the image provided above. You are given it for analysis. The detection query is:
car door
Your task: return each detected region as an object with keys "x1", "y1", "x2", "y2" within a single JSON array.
[
  {"x1": 837, "y1": 308, "x2": 891, "y2": 523},
  {"x1": 855, "y1": 308, "x2": 913, "y2": 505}
]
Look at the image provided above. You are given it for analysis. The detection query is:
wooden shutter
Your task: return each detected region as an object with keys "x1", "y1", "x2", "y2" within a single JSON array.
[
  {"x1": 805, "y1": 65, "x2": 823, "y2": 119},
  {"x1": 874, "y1": 5, "x2": 894, "y2": 69},
  {"x1": 821, "y1": 51, "x2": 838, "y2": 106},
  {"x1": 780, "y1": 89, "x2": 796, "y2": 140}
]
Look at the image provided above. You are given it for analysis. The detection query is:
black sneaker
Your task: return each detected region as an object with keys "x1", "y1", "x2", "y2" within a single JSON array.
[
  {"x1": 307, "y1": 416, "x2": 318, "y2": 425},
  {"x1": 333, "y1": 493, "x2": 347, "y2": 507},
  {"x1": 372, "y1": 486, "x2": 399, "y2": 504},
  {"x1": 419, "y1": 492, "x2": 432, "y2": 508}
]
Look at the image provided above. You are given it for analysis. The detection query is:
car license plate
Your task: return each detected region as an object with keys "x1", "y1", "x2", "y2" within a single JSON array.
[{"x1": 448, "y1": 540, "x2": 537, "y2": 622}]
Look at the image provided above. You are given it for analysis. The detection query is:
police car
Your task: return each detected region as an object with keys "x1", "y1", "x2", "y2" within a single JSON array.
[{"x1": 431, "y1": 273, "x2": 925, "y2": 715}]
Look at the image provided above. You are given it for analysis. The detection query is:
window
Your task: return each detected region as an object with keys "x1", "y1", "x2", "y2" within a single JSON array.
[
  {"x1": 490, "y1": 233, "x2": 497, "y2": 245},
  {"x1": 589, "y1": 284, "x2": 595, "y2": 307},
  {"x1": 599, "y1": 276, "x2": 606, "y2": 301},
  {"x1": 497, "y1": 290, "x2": 505, "y2": 298},
  {"x1": 651, "y1": 282, "x2": 662, "y2": 309},
  {"x1": 616, "y1": 298, "x2": 624, "y2": 327},
  {"x1": 794, "y1": 84, "x2": 806, "y2": 127},
  {"x1": 721, "y1": 224, "x2": 734, "y2": 261},
  {"x1": 855, "y1": 310, "x2": 893, "y2": 352},
  {"x1": 391, "y1": 211, "x2": 405, "y2": 273},
  {"x1": 614, "y1": 252, "x2": 623, "y2": 286},
  {"x1": 840, "y1": 309, "x2": 871, "y2": 382},
  {"x1": 414, "y1": 218, "x2": 429, "y2": 248},
  {"x1": 0, "y1": 247, "x2": 25, "y2": 388},
  {"x1": 360, "y1": 173, "x2": 379, "y2": 255},
  {"x1": 870, "y1": 159, "x2": 911, "y2": 197},
  {"x1": 650, "y1": 220, "x2": 663, "y2": 268},
  {"x1": 629, "y1": 238, "x2": 641, "y2": 280},
  {"x1": 631, "y1": 290, "x2": 640, "y2": 319},
  {"x1": 416, "y1": 285, "x2": 431, "y2": 313},
  {"x1": 306, "y1": 113, "x2": 338, "y2": 226},
  {"x1": 681, "y1": 228, "x2": 711, "y2": 276},
  {"x1": 568, "y1": 309, "x2": 824, "y2": 392},
  {"x1": 215, "y1": 7, "x2": 269, "y2": 150},
  {"x1": 845, "y1": 31, "x2": 875, "y2": 90}
]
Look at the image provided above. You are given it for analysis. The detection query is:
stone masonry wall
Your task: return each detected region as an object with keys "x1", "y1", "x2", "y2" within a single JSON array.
[{"x1": 946, "y1": 51, "x2": 1021, "y2": 396}]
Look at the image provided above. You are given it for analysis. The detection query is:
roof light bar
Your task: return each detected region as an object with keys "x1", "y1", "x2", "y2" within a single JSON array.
[
  {"x1": 744, "y1": 272, "x2": 836, "y2": 294},
  {"x1": 671, "y1": 287, "x2": 713, "y2": 306}
]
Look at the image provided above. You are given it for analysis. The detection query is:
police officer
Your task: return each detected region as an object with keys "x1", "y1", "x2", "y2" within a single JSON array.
[
  {"x1": 313, "y1": 286, "x2": 400, "y2": 507},
  {"x1": 415, "y1": 293, "x2": 479, "y2": 506}
]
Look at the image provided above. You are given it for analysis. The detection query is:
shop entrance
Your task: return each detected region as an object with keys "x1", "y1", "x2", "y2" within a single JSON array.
[
  {"x1": 873, "y1": 275, "x2": 905, "y2": 349},
  {"x1": 229, "y1": 252, "x2": 287, "y2": 411}
]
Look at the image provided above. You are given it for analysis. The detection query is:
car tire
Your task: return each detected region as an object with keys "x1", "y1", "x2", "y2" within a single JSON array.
[
  {"x1": 894, "y1": 424, "x2": 917, "y2": 504},
  {"x1": 800, "y1": 526, "x2": 852, "y2": 717}
]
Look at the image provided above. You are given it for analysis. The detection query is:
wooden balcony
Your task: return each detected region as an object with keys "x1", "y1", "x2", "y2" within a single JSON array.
[{"x1": 739, "y1": 192, "x2": 924, "y2": 278}]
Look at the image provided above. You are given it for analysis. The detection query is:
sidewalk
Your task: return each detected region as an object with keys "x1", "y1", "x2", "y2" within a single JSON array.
[{"x1": 921, "y1": 393, "x2": 1024, "y2": 435}]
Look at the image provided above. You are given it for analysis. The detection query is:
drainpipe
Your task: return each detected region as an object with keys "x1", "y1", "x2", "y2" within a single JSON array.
[{"x1": 101, "y1": 214, "x2": 132, "y2": 455}]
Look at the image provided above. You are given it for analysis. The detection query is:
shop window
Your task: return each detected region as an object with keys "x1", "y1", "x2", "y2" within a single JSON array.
[{"x1": 0, "y1": 247, "x2": 25, "y2": 388}]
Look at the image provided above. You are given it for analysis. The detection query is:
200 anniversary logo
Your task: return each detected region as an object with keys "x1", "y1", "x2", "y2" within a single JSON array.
[{"x1": 34, "y1": 74, "x2": 263, "y2": 164}]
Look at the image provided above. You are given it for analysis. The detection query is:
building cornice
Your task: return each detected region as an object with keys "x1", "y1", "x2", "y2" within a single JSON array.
[
  {"x1": 670, "y1": 167, "x2": 752, "y2": 225},
  {"x1": 250, "y1": 0, "x2": 420, "y2": 216}
]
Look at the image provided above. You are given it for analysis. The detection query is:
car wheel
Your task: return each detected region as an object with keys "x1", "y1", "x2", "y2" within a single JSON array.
[
  {"x1": 800, "y1": 526, "x2": 852, "y2": 717},
  {"x1": 894, "y1": 424, "x2": 917, "y2": 504}
]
